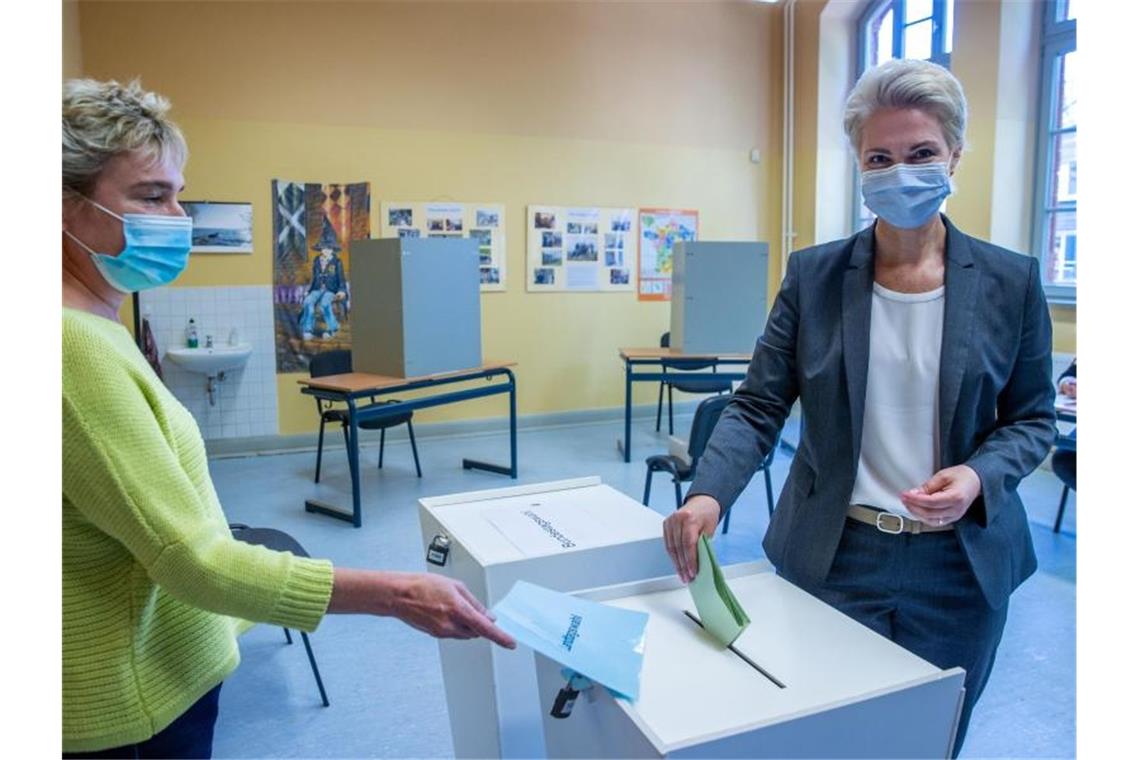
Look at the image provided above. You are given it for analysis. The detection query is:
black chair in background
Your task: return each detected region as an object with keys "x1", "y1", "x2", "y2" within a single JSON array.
[
  {"x1": 643, "y1": 394, "x2": 778, "y2": 534},
  {"x1": 229, "y1": 524, "x2": 330, "y2": 707},
  {"x1": 309, "y1": 349, "x2": 422, "y2": 482},
  {"x1": 1051, "y1": 432, "x2": 1077, "y2": 533},
  {"x1": 655, "y1": 332, "x2": 734, "y2": 435}
]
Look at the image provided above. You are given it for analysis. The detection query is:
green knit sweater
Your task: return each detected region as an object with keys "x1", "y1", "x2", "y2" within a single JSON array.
[{"x1": 62, "y1": 308, "x2": 335, "y2": 752}]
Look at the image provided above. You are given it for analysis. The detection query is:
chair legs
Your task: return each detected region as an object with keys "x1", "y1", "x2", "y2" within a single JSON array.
[
  {"x1": 655, "y1": 382, "x2": 666, "y2": 432},
  {"x1": 407, "y1": 421, "x2": 423, "y2": 478},
  {"x1": 764, "y1": 466, "x2": 775, "y2": 517},
  {"x1": 314, "y1": 418, "x2": 327, "y2": 484},
  {"x1": 673, "y1": 479, "x2": 683, "y2": 509},
  {"x1": 668, "y1": 385, "x2": 675, "y2": 435},
  {"x1": 378, "y1": 427, "x2": 386, "y2": 469},
  {"x1": 642, "y1": 467, "x2": 654, "y2": 505},
  {"x1": 720, "y1": 463, "x2": 776, "y2": 536},
  {"x1": 282, "y1": 628, "x2": 330, "y2": 706},
  {"x1": 300, "y1": 632, "x2": 330, "y2": 707},
  {"x1": 1053, "y1": 486, "x2": 1070, "y2": 533}
]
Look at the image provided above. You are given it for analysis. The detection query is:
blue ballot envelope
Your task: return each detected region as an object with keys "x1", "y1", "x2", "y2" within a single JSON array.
[{"x1": 491, "y1": 580, "x2": 649, "y2": 701}]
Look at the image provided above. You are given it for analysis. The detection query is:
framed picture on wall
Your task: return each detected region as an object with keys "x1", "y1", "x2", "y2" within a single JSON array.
[{"x1": 183, "y1": 201, "x2": 254, "y2": 254}]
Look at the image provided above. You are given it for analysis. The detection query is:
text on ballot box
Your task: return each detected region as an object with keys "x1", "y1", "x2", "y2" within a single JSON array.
[
  {"x1": 535, "y1": 562, "x2": 967, "y2": 759},
  {"x1": 417, "y1": 477, "x2": 677, "y2": 759}
]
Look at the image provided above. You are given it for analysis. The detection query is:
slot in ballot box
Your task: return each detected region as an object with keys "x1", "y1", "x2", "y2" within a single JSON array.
[
  {"x1": 535, "y1": 562, "x2": 966, "y2": 758},
  {"x1": 417, "y1": 477, "x2": 676, "y2": 759}
]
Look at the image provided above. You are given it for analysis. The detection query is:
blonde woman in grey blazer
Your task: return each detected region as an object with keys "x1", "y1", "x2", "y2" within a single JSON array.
[{"x1": 664, "y1": 59, "x2": 1056, "y2": 758}]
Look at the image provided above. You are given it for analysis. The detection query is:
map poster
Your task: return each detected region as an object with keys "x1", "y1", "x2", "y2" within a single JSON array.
[
  {"x1": 637, "y1": 208, "x2": 699, "y2": 301},
  {"x1": 526, "y1": 205, "x2": 635, "y2": 292},
  {"x1": 380, "y1": 201, "x2": 507, "y2": 292}
]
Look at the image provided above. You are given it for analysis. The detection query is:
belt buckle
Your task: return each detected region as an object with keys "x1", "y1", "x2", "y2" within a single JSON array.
[{"x1": 874, "y1": 511, "x2": 905, "y2": 535}]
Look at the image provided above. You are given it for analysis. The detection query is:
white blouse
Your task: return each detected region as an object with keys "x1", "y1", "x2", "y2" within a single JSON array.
[{"x1": 849, "y1": 282, "x2": 945, "y2": 518}]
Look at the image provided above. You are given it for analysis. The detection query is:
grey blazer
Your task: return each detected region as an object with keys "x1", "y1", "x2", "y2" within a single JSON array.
[{"x1": 688, "y1": 216, "x2": 1057, "y2": 609}]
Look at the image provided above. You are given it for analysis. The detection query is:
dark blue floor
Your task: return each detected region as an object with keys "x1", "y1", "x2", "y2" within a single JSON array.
[{"x1": 208, "y1": 410, "x2": 1075, "y2": 758}]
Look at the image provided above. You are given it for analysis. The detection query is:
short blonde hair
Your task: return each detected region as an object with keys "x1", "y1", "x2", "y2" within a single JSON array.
[
  {"x1": 843, "y1": 59, "x2": 968, "y2": 154},
  {"x1": 62, "y1": 78, "x2": 188, "y2": 195}
]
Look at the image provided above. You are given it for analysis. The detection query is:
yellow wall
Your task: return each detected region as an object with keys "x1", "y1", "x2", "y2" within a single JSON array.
[
  {"x1": 76, "y1": 1, "x2": 783, "y2": 434},
  {"x1": 63, "y1": 1, "x2": 83, "y2": 80}
]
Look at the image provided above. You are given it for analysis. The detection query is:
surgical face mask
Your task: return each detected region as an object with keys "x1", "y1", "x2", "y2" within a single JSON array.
[
  {"x1": 64, "y1": 198, "x2": 193, "y2": 293},
  {"x1": 860, "y1": 162, "x2": 953, "y2": 230}
]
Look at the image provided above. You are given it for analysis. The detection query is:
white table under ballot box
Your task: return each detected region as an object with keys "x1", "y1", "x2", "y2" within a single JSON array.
[
  {"x1": 535, "y1": 562, "x2": 967, "y2": 759},
  {"x1": 417, "y1": 477, "x2": 676, "y2": 758}
]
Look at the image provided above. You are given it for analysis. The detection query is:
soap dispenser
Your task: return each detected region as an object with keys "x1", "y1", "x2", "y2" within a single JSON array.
[{"x1": 186, "y1": 319, "x2": 199, "y2": 348}]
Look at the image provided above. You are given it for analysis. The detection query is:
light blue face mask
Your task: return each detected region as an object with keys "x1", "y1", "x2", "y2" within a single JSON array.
[
  {"x1": 861, "y1": 162, "x2": 953, "y2": 230},
  {"x1": 65, "y1": 198, "x2": 193, "y2": 293}
]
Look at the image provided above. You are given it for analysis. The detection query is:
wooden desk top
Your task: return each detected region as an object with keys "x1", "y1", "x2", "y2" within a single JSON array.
[
  {"x1": 620, "y1": 347, "x2": 752, "y2": 361},
  {"x1": 298, "y1": 362, "x2": 516, "y2": 393}
]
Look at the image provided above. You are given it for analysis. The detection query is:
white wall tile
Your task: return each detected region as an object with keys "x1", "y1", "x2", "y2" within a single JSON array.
[{"x1": 139, "y1": 285, "x2": 279, "y2": 441}]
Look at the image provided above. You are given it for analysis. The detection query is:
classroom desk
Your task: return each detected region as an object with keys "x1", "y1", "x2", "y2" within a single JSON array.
[
  {"x1": 618, "y1": 348, "x2": 751, "y2": 463},
  {"x1": 298, "y1": 362, "x2": 517, "y2": 527}
]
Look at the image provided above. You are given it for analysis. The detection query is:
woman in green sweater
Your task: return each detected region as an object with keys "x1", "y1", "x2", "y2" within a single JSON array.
[{"x1": 61, "y1": 78, "x2": 515, "y2": 758}]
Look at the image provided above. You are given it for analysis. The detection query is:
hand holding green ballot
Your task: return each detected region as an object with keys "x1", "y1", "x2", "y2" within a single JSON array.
[{"x1": 688, "y1": 534, "x2": 751, "y2": 646}]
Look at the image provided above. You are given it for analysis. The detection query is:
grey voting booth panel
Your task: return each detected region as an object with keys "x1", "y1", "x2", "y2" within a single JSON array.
[
  {"x1": 671, "y1": 241, "x2": 769, "y2": 354},
  {"x1": 535, "y1": 566, "x2": 965, "y2": 759},
  {"x1": 349, "y1": 237, "x2": 482, "y2": 377},
  {"x1": 417, "y1": 478, "x2": 677, "y2": 759}
]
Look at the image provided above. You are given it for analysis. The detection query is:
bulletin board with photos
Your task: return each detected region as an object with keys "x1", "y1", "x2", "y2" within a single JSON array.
[
  {"x1": 380, "y1": 201, "x2": 507, "y2": 292},
  {"x1": 526, "y1": 205, "x2": 636, "y2": 292}
]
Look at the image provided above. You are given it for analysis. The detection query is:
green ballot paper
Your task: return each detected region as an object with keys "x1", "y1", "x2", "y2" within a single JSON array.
[{"x1": 688, "y1": 534, "x2": 751, "y2": 646}]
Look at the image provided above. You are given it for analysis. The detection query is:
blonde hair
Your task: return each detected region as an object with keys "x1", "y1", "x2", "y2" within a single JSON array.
[
  {"x1": 843, "y1": 59, "x2": 968, "y2": 154},
  {"x1": 62, "y1": 78, "x2": 188, "y2": 195}
]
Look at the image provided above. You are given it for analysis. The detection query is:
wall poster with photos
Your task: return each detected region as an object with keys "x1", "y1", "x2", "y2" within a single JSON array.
[
  {"x1": 637, "y1": 208, "x2": 699, "y2": 301},
  {"x1": 380, "y1": 201, "x2": 507, "y2": 292},
  {"x1": 526, "y1": 205, "x2": 635, "y2": 292}
]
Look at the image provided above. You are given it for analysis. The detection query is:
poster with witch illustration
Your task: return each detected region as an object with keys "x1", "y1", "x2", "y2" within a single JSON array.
[{"x1": 272, "y1": 180, "x2": 371, "y2": 373}]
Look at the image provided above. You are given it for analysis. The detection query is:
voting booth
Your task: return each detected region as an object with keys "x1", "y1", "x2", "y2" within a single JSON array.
[
  {"x1": 670, "y1": 241, "x2": 768, "y2": 354},
  {"x1": 417, "y1": 477, "x2": 676, "y2": 758},
  {"x1": 534, "y1": 563, "x2": 966, "y2": 758},
  {"x1": 349, "y1": 237, "x2": 482, "y2": 377}
]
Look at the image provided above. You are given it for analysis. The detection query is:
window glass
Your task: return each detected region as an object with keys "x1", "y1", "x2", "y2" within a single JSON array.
[
  {"x1": 1057, "y1": 51, "x2": 1076, "y2": 129},
  {"x1": 1043, "y1": 210, "x2": 1077, "y2": 287},
  {"x1": 904, "y1": 19, "x2": 934, "y2": 60},
  {"x1": 906, "y1": 0, "x2": 934, "y2": 23},
  {"x1": 1051, "y1": 131, "x2": 1077, "y2": 205},
  {"x1": 945, "y1": 0, "x2": 954, "y2": 52},
  {"x1": 872, "y1": 8, "x2": 895, "y2": 65}
]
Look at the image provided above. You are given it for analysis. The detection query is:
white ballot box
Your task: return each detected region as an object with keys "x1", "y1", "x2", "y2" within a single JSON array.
[
  {"x1": 535, "y1": 562, "x2": 966, "y2": 759},
  {"x1": 418, "y1": 477, "x2": 677, "y2": 759}
]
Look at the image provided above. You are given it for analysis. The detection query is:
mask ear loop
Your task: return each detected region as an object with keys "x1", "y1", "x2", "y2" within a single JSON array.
[
  {"x1": 63, "y1": 229, "x2": 98, "y2": 256},
  {"x1": 63, "y1": 194, "x2": 127, "y2": 257}
]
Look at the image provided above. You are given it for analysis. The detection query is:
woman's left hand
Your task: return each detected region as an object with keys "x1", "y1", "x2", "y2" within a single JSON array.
[{"x1": 900, "y1": 465, "x2": 982, "y2": 527}]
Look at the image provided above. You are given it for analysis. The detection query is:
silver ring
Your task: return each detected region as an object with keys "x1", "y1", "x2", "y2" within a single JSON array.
[{"x1": 938, "y1": 517, "x2": 945, "y2": 525}]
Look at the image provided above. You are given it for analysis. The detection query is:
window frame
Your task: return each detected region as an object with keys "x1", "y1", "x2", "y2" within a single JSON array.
[
  {"x1": 1030, "y1": 0, "x2": 1077, "y2": 305},
  {"x1": 853, "y1": 0, "x2": 954, "y2": 234}
]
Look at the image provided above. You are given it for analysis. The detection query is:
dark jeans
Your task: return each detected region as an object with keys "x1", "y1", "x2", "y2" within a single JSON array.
[
  {"x1": 64, "y1": 684, "x2": 222, "y2": 759},
  {"x1": 788, "y1": 519, "x2": 1008, "y2": 759}
]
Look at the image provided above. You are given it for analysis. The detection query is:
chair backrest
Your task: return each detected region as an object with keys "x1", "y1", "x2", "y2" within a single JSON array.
[
  {"x1": 309, "y1": 349, "x2": 353, "y2": 378},
  {"x1": 688, "y1": 394, "x2": 733, "y2": 466},
  {"x1": 662, "y1": 330, "x2": 716, "y2": 371}
]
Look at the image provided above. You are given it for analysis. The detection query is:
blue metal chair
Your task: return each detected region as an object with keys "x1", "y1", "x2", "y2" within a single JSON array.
[
  {"x1": 655, "y1": 332, "x2": 733, "y2": 435},
  {"x1": 642, "y1": 395, "x2": 776, "y2": 535},
  {"x1": 309, "y1": 349, "x2": 422, "y2": 482},
  {"x1": 229, "y1": 524, "x2": 330, "y2": 707}
]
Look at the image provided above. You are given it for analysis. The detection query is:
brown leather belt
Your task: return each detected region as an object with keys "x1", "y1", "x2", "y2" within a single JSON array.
[{"x1": 847, "y1": 504, "x2": 955, "y2": 534}]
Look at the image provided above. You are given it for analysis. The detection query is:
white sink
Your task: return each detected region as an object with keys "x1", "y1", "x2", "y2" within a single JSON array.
[{"x1": 166, "y1": 344, "x2": 253, "y2": 375}]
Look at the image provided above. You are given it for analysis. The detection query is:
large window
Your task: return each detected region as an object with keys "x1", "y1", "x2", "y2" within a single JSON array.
[
  {"x1": 854, "y1": 0, "x2": 956, "y2": 231},
  {"x1": 1033, "y1": 0, "x2": 1077, "y2": 302}
]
